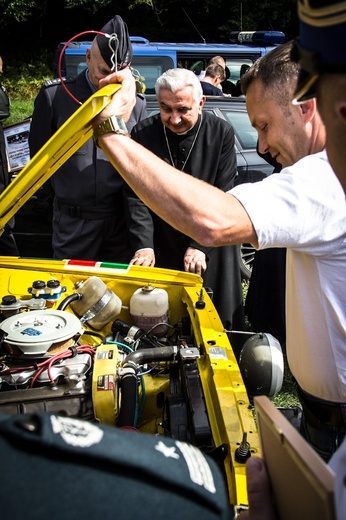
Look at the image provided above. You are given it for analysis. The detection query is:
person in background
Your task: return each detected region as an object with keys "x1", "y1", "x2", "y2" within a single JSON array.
[
  {"x1": 233, "y1": 64, "x2": 250, "y2": 97},
  {"x1": 200, "y1": 63, "x2": 226, "y2": 96},
  {"x1": 197, "y1": 55, "x2": 225, "y2": 81},
  {"x1": 0, "y1": 54, "x2": 19, "y2": 256},
  {"x1": 234, "y1": 2, "x2": 346, "y2": 519},
  {"x1": 29, "y1": 15, "x2": 147, "y2": 262},
  {"x1": 125, "y1": 68, "x2": 245, "y2": 331},
  {"x1": 91, "y1": 39, "x2": 346, "y2": 462},
  {"x1": 220, "y1": 66, "x2": 241, "y2": 97}
]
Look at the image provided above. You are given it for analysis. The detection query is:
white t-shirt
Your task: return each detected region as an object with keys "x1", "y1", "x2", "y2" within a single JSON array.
[{"x1": 230, "y1": 151, "x2": 346, "y2": 402}]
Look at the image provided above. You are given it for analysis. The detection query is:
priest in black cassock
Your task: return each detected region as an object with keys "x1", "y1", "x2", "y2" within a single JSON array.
[{"x1": 124, "y1": 68, "x2": 245, "y2": 332}]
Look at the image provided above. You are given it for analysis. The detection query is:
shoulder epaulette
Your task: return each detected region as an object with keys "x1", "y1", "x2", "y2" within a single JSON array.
[
  {"x1": 136, "y1": 93, "x2": 145, "y2": 100},
  {"x1": 43, "y1": 77, "x2": 75, "y2": 88}
]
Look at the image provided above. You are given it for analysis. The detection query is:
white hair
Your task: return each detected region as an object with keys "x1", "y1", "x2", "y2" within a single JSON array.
[{"x1": 155, "y1": 68, "x2": 203, "y2": 101}]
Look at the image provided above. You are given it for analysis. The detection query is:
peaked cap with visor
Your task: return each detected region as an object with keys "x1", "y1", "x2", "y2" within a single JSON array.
[
  {"x1": 292, "y1": 0, "x2": 346, "y2": 103},
  {"x1": 96, "y1": 15, "x2": 133, "y2": 71}
]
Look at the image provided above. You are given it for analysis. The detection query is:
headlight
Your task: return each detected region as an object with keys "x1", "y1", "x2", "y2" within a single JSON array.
[{"x1": 239, "y1": 333, "x2": 284, "y2": 398}]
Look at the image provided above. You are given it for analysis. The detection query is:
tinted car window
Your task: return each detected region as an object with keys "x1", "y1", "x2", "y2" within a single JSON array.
[
  {"x1": 225, "y1": 58, "x2": 253, "y2": 83},
  {"x1": 221, "y1": 110, "x2": 258, "y2": 150}
]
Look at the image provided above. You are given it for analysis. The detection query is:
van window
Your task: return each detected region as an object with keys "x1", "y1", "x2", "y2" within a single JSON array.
[
  {"x1": 225, "y1": 58, "x2": 253, "y2": 84},
  {"x1": 131, "y1": 56, "x2": 174, "y2": 94},
  {"x1": 57, "y1": 34, "x2": 284, "y2": 91},
  {"x1": 61, "y1": 53, "x2": 173, "y2": 93},
  {"x1": 64, "y1": 54, "x2": 87, "y2": 77},
  {"x1": 177, "y1": 58, "x2": 208, "y2": 74}
]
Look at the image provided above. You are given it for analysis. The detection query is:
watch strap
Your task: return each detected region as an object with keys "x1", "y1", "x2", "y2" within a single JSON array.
[{"x1": 93, "y1": 115, "x2": 130, "y2": 146}]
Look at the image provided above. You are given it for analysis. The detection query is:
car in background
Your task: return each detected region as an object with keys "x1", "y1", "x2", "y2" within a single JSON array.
[
  {"x1": 57, "y1": 31, "x2": 285, "y2": 94},
  {"x1": 11, "y1": 95, "x2": 273, "y2": 278},
  {"x1": 145, "y1": 95, "x2": 274, "y2": 278}
]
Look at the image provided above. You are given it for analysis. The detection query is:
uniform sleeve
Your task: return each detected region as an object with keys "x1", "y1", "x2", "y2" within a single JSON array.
[
  {"x1": 28, "y1": 86, "x2": 57, "y2": 198},
  {"x1": 123, "y1": 121, "x2": 154, "y2": 252},
  {"x1": 29, "y1": 86, "x2": 56, "y2": 157},
  {"x1": 0, "y1": 124, "x2": 9, "y2": 192},
  {"x1": 123, "y1": 183, "x2": 155, "y2": 252}
]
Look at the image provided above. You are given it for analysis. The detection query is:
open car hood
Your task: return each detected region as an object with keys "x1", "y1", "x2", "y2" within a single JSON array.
[{"x1": 0, "y1": 84, "x2": 120, "y2": 234}]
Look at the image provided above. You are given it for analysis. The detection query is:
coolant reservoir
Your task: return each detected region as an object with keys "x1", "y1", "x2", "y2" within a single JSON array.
[
  {"x1": 70, "y1": 276, "x2": 122, "y2": 330},
  {"x1": 130, "y1": 284, "x2": 169, "y2": 337}
]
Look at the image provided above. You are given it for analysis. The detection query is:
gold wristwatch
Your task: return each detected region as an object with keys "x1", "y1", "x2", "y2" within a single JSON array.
[{"x1": 93, "y1": 115, "x2": 129, "y2": 146}]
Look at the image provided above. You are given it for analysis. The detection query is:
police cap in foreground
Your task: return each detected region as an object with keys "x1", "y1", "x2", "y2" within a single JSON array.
[{"x1": 292, "y1": 0, "x2": 346, "y2": 103}]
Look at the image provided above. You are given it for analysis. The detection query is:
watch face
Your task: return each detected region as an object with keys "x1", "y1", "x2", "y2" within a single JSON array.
[{"x1": 110, "y1": 116, "x2": 128, "y2": 133}]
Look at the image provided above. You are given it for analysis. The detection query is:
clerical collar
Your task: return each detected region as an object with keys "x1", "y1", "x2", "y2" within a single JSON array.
[{"x1": 163, "y1": 114, "x2": 203, "y2": 171}]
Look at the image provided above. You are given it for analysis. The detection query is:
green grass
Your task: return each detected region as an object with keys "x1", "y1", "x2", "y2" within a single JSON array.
[
  {"x1": 2, "y1": 52, "x2": 53, "y2": 126},
  {"x1": 273, "y1": 351, "x2": 300, "y2": 407},
  {"x1": 5, "y1": 100, "x2": 34, "y2": 126}
]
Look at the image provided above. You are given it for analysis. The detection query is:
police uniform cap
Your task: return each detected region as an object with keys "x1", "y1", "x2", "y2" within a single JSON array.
[
  {"x1": 96, "y1": 15, "x2": 133, "y2": 71},
  {"x1": 292, "y1": 0, "x2": 346, "y2": 103}
]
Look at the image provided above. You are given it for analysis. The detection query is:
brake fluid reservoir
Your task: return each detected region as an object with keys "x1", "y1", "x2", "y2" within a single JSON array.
[
  {"x1": 70, "y1": 277, "x2": 122, "y2": 330},
  {"x1": 130, "y1": 284, "x2": 169, "y2": 337}
]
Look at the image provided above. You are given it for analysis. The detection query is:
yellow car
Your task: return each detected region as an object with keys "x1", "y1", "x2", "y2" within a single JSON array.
[{"x1": 0, "y1": 84, "x2": 283, "y2": 515}]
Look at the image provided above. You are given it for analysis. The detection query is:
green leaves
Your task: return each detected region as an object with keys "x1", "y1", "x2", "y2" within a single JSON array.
[
  {"x1": 0, "y1": 0, "x2": 40, "y2": 26},
  {"x1": 64, "y1": 0, "x2": 113, "y2": 13}
]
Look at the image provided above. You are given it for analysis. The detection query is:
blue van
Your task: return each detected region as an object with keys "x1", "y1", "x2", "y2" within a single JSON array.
[{"x1": 56, "y1": 30, "x2": 285, "y2": 94}]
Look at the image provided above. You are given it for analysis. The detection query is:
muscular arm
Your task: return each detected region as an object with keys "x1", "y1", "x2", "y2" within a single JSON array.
[
  {"x1": 97, "y1": 132, "x2": 257, "y2": 247},
  {"x1": 93, "y1": 69, "x2": 258, "y2": 248}
]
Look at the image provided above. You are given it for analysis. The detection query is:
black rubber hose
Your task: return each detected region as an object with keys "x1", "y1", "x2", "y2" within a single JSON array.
[
  {"x1": 117, "y1": 371, "x2": 138, "y2": 428},
  {"x1": 122, "y1": 346, "x2": 177, "y2": 368},
  {"x1": 117, "y1": 346, "x2": 178, "y2": 428},
  {"x1": 57, "y1": 292, "x2": 82, "y2": 311}
]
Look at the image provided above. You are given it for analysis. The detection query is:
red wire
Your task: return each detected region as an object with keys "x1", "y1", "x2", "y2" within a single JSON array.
[
  {"x1": 58, "y1": 30, "x2": 108, "y2": 105},
  {"x1": 46, "y1": 345, "x2": 96, "y2": 384},
  {"x1": 29, "y1": 344, "x2": 96, "y2": 388},
  {"x1": 1, "y1": 342, "x2": 96, "y2": 388}
]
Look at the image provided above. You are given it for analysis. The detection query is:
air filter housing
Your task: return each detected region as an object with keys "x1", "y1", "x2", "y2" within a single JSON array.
[{"x1": 0, "y1": 310, "x2": 83, "y2": 357}]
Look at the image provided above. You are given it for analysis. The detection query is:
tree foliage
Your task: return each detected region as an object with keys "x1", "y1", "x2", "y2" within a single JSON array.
[
  {"x1": 64, "y1": 0, "x2": 113, "y2": 13},
  {"x1": 0, "y1": 0, "x2": 42, "y2": 26},
  {"x1": 0, "y1": 0, "x2": 299, "y2": 59}
]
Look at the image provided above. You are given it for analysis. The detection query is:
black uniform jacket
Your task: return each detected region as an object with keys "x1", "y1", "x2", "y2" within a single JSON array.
[{"x1": 29, "y1": 71, "x2": 147, "y2": 212}]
